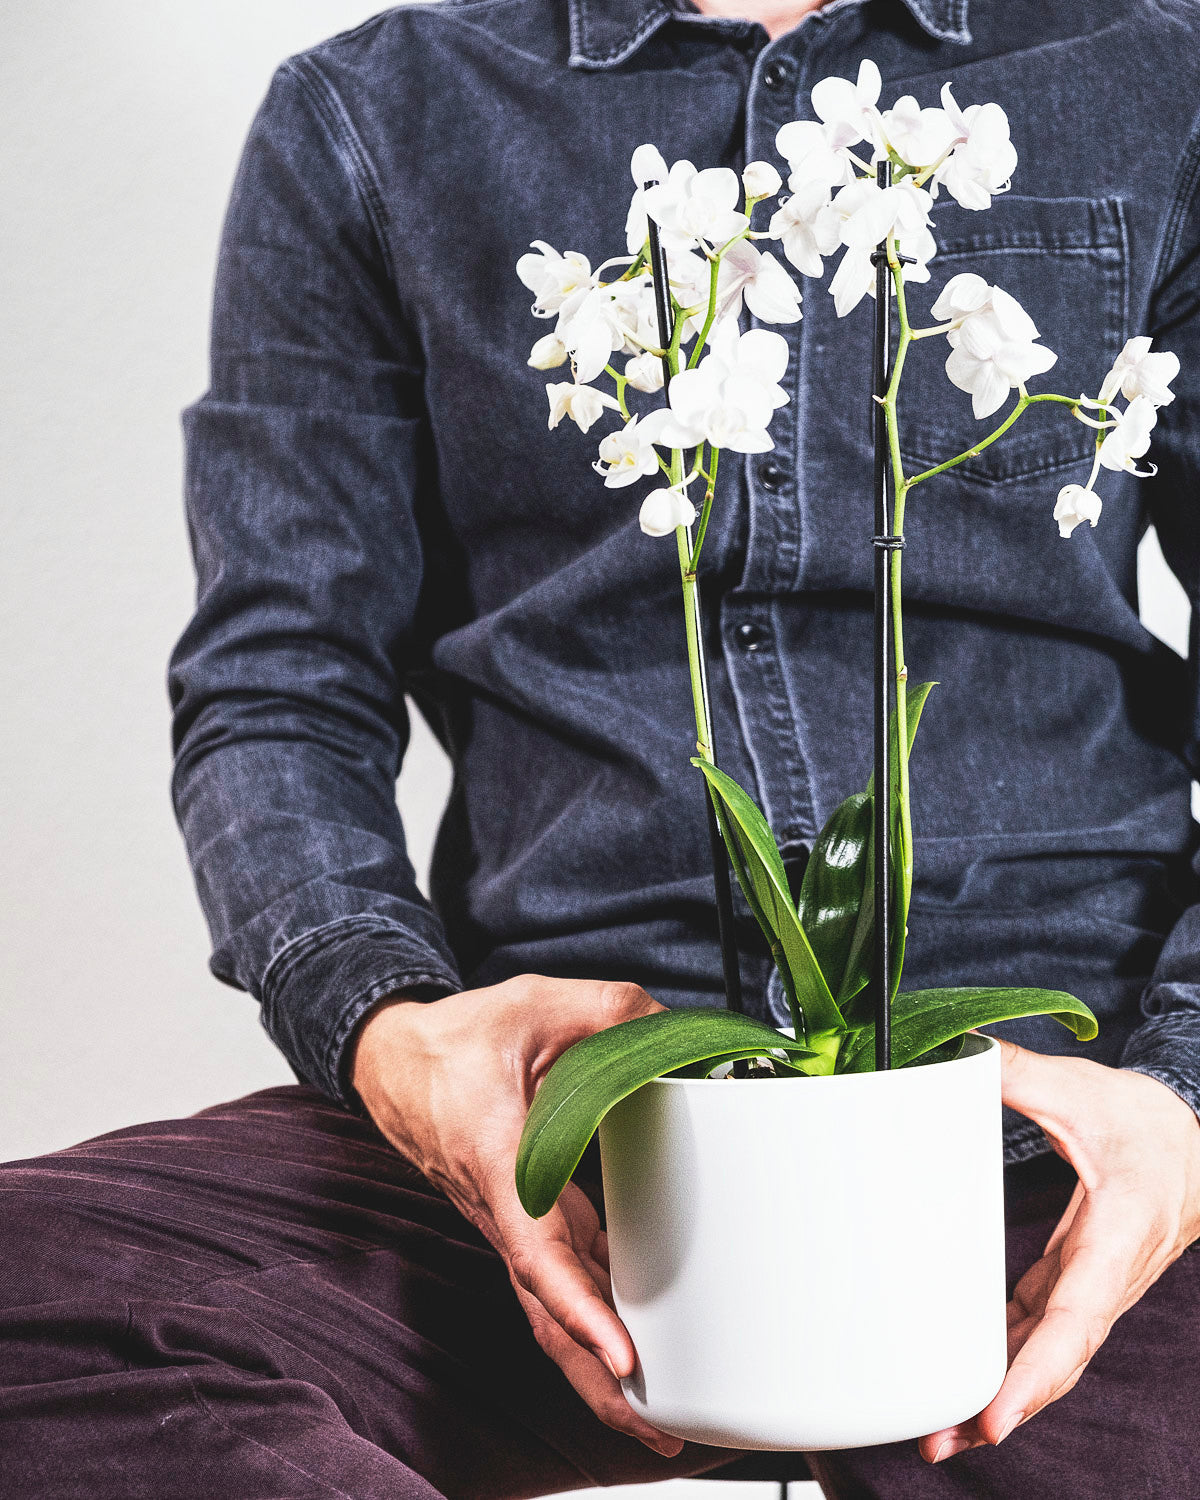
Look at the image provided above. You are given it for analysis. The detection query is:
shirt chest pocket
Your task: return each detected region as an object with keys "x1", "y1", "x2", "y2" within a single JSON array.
[{"x1": 896, "y1": 195, "x2": 1128, "y2": 486}]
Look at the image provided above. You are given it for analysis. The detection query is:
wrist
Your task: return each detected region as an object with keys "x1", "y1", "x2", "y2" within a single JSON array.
[{"x1": 347, "y1": 994, "x2": 430, "y2": 1112}]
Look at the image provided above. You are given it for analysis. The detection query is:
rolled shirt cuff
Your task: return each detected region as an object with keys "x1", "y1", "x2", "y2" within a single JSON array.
[
  {"x1": 260, "y1": 915, "x2": 462, "y2": 1104},
  {"x1": 1120, "y1": 1000, "x2": 1200, "y2": 1124}
]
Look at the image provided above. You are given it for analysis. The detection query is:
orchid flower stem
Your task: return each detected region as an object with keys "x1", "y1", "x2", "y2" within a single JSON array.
[
  {"x1": 604, "y1": 365, "x2": 631, "y2": 420},
  {"x1": 884, "y1": 243, "x2": 913, "y2": 886},
  {"x1": 904, "y1": 391, "x2": 1083, "y2": 490},
  {"x1": 883, "y1": 249, "x2": 1112, "y2": 885},
  {"x1": 688, "y1": 255, "x2": 723, "y2": 370},
  {"x1": 690, "y1": 446, "x2": 719, "y2": 571}
]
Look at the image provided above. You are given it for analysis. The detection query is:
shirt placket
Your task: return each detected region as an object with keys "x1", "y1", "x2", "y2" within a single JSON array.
[{"x1": 720, "y1": 29, "x2": 827, "y2": 882}]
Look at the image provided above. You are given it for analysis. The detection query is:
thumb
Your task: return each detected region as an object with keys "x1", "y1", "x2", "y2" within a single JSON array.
[{"x1": 997, "y1": 1037, "x2": 1089, "y2": 1145}]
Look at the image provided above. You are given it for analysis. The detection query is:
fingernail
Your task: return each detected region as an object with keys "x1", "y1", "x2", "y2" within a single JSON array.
[
  {"x1": 996, "y1": 1411, "x2": 1025, "y2": 1445},
  {"x1": 600, "y1": 1351, "x2": 619, "y2": 1379},
  {"x1": 933, "y1": 1436, "x2": 971, "y2": 1463}
]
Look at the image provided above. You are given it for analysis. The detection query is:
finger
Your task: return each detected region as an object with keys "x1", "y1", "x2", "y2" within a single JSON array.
[
  {"x1": 918, "y1": 1423, "x2": 987, "y2": 1464},
  {"x1": 1043, "y1": 1180, "x2": 1085, "y2": 1258},
  {"x1": 525, "y1": 979, "x2": 666, "y2": 1073},
  {"x1": 1006, "y1": 1246, "x2": 1061, "y2": 1337},
  {"x1": 553, "y1": 1185, "x2": 619, "y2": 1310},
  {"x1": 517, "y1": 1287, "x2": 683, "y2": 1457},
  {"x1": 498, "y1": 1201, "x2": 637, "y2": 1376},
  {"x1": 996, "y1": 1040, "x2": 1094, "y2": 1160},
  {"x1": 974, "y1": 1203, "x2": 1144, "y2": 1441}
]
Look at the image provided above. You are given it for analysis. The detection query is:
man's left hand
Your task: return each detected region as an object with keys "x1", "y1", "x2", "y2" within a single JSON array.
[{"x1": 921, "y1": 1039, "x2": 1200, "y2": 1464}]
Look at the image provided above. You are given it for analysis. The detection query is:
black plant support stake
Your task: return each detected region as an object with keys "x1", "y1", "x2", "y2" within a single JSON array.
[
  {"x1": 871, "y1": 161, "x2": 898, "y2": 1071},
  {"x1": 644, "y1": 197, "x2": 744, "y2": 1017}
]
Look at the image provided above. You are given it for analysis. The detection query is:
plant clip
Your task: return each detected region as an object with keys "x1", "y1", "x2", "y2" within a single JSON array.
[
  {"x1": 871, "y1": 534, "x2": 907, "y2": 549},
  {"x1": 869, "y1": 249, "x2": 918, "y2": 267}
]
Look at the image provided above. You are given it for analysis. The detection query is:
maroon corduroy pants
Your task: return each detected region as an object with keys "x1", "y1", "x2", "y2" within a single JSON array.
[{"x1": 1, "y1": 1085, "x2": 1197, "y2": 1498}]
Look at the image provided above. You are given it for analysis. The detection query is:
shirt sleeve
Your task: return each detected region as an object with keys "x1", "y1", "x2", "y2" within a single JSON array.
[
  {"x1": 169, "y1": 60, "x2": 463, "y2": 1104},
  {"x1": 1118, "y1": 119, "x2": 1200, "y2": 1121}
]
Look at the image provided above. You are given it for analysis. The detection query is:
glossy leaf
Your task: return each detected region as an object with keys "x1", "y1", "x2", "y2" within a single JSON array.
[
  {"x1": 797, "y1": 791, "x2": 872, "y2": 1002},
  {"x1": 515, "y1": 1009, "x2": 818, "y2": 1218},
  {"x1": 692, "y1": 760, "x2": 845, "y2": 1041},
  {"x1": 841, "y1": 681, "x2": 936, "y2": 1022},
  {"x1": 837, "y1": 986, "x2": 1099, "y2": 1074}
]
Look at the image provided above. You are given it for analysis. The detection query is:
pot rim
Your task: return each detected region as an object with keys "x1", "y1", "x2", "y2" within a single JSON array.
[{"x1": 642, "y1": 1029, "x2": 997, "y2": 1088}]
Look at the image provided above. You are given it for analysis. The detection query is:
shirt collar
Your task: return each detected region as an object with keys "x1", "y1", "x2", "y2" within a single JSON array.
[{"x1": 566, "y1": 0, "x2": 972, "y2": 70}]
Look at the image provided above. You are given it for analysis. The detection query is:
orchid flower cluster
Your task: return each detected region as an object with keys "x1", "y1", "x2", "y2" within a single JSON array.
[
  {"x1": 510, "y1": 64, "x2": 1160, "y2": 1117},
  {"x1": 518, "y1": 59, "x2": 1178, "y2": 553}
]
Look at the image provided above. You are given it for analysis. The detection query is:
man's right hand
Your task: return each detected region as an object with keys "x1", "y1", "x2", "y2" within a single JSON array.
[{"x1": 348, "y1": 975, "x2": 685, "y2": 1457}]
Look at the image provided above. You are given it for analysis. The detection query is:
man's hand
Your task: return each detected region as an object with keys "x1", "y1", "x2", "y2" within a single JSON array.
[
  {"x1": 348, "y1": 975, "x2": 685, "y2": 1457},
  {"x1": 922, "y1": 1039, "x2": 1200, "y2": 1464}
]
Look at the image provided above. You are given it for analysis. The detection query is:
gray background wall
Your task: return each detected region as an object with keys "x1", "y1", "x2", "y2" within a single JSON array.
[{"x1": 0, "y1": 2, "x2": 1191, "y2": 1162}]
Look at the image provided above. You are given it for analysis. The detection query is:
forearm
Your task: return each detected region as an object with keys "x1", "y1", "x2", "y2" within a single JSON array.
[{"x1": 172, "y1": 708, "x2": 462, "y2": 1101}]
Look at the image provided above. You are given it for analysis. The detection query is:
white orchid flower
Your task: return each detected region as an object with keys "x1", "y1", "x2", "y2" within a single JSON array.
[
  {"x1": 528, "y1": 332, "x2": 568, "y2": 370},
  {"x1": 652, "y1": 324, "x2": 788, "y2": 453},
  {"x1": 715, "y1": 241, "x2": 803, "y2": 325},
  {"x1": 660, "y1": 364, "x2": 778, "y2": 452},
  {"x1": 930, "y1": 275, "x2": 1057, "y2": 418},
  {"x1": 625, "y1": 144, "x2": 672, "y2": 253},
  {"x1": 625, "y1": 350, "x2": 666, "y2": 393},
  {"x1": 631, "y1": 143, "x2": 669, "y2": 188},
  {"x1": 743, "y1": 160, "x2": 783, "y2": 200},
  {"x1": 879, "y1": 95, "x2": 957, "y2": 171},
  {"x1": 769, "y1": 178, "x2": 843, "y2": 278},
  {"x1": 775, "y1": 120, "x2": 856, "y2": 192},
  {"x1": 1053, "y1": 484, "x2": 1104, "y2": 538},
  {"x1": 944, "y1": 337, "x2": 1057, "y2": 420},
  {"x1": 934, "y1": 86, "x2": 1017, "y2": 210},
  {"x1": 810, "y1": 59, "x2": 884, "y2": 153},
  {"x1": 836, "y1": 177, "x2": 934, "y2": 252},
  {"x1": 824, "y1": 178, "x2": 936, "y2": 317},
  {"x1": 555, "y1": 281, "x2": 648, "y2": 383},
  {"x1": 516, "y1": 241, "x2": 593, "y2": 316},
  {"x1": 704, "y1": 320, "x2": 790, "y2": 404},
  {"x1": 546, "y1": 381, "x2": 621, "y2": 434},
  {"x1": 592, "y1": 413, "x2": 666, "y2": 489},
  {"x1": 642, "y1": 162, "x2": 750, "y2": 252},
  {"x1": 1098, "y1": 337, "x2": 1180, "y2": 408},
  {"x1": 929, "y1": 271, "x2": 997, "y2": 324},
  {"x1": 1097, "y1": 394, "x2": 1158, "y2": 474},
  {"x1": 639, "y1": 485, "x2": 697, "y2": 537}
]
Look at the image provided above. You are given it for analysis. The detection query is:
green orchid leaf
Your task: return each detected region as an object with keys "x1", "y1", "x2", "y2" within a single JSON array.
[
  {"x1": 841, "y1": 681, "x2": 936, "y2": 1022},
  {"x1": 903, "y1": 1033, "x2": 966, "y2": 1068},
  {"x1": 691, "y1": 760, "x2": 846, "y2": 1040},
  {"x1": 515, "y1": 1009, "x2": 818, "y2": 1218},
  {"x1": 837, "y1": 986, "x2": 1099, "y2": 1074},
  {"x1": 797, "y1": 790, "x2": 872, "y2": 1003}
]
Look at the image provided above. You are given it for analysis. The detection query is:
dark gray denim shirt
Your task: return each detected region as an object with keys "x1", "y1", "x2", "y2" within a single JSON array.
[{"x1": 170, "y1": 0, "x2": 1200, "y2": 1160}]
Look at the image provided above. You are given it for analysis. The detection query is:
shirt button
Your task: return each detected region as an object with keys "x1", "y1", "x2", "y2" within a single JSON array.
[
  {"x1": 762, "y1": 58, "x2": 795, "y2": 91},
  {"x1": 758, "y1": 460, "x2": 787, "y2": 491},
  {"x1": 735, "y1": 622, "x2": 769, "y2": 652}
]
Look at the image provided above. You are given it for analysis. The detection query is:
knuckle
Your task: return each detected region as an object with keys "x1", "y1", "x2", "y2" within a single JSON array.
[
  {"x1": 506, "y1": 1244, "x2": 539, "y2": 1294},
  {"x1": 599, "y1": 980, "x2": 655, "y2": 1021}
]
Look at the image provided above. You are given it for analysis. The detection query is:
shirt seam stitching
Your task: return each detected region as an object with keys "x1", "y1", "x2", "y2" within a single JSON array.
[
  {"x1": 261, "y1": 916, "x2": 456, "y2": 1005},
  {"x1": 282, "y1": 57, "x2": 397, "y2": 290}
]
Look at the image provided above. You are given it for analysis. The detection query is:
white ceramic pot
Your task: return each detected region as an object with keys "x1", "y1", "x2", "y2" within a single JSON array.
[{"x1": 598, "y1": 1033, "x2": 1006, "y2": 1450}]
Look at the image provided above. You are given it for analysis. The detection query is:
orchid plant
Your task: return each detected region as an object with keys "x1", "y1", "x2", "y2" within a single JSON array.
[{"x1": 514, "y1": 63, "x2": 1175, "y2": 1219}]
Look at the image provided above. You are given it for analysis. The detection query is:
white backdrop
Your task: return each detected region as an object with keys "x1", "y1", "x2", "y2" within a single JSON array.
[{"x1": 0, "y1": 2, "x2": 1191, "y2": 1162}]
